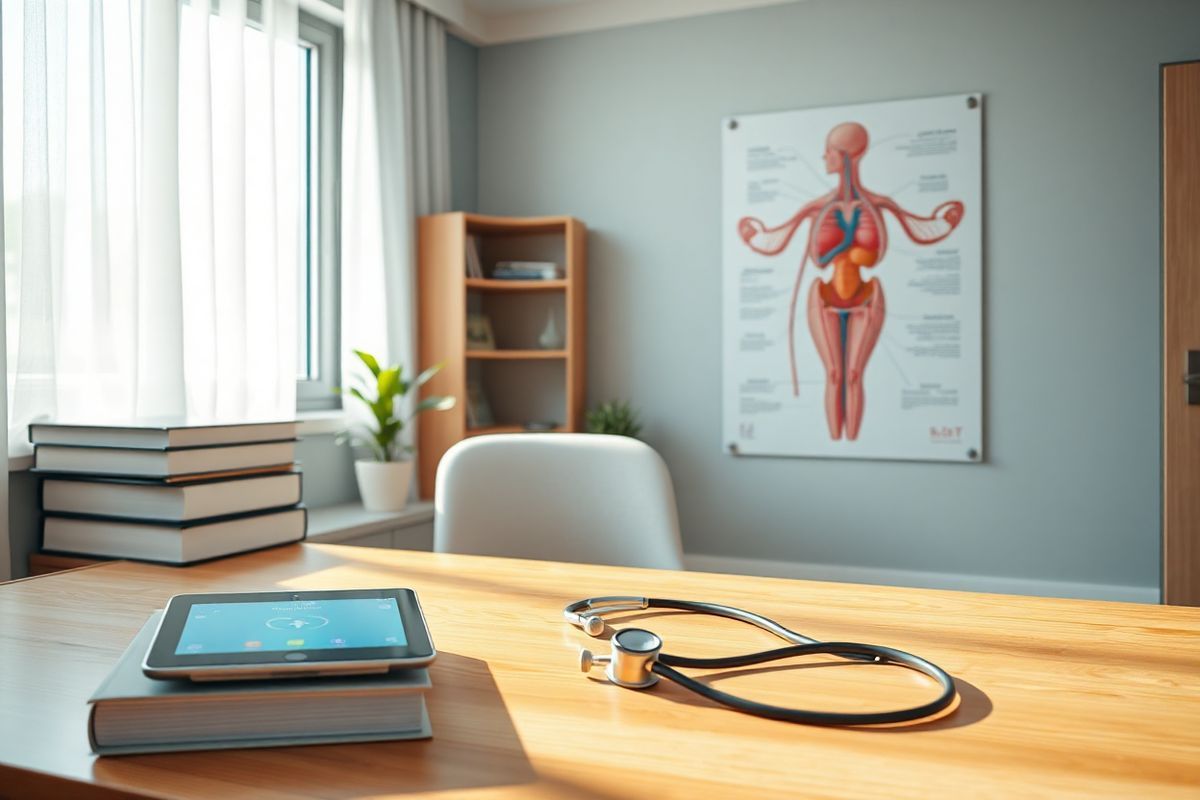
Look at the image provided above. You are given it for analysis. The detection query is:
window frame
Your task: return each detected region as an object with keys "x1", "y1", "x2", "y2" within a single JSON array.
[{"x1": 294, "y1": 11, "x2": 343, "y2": 412}]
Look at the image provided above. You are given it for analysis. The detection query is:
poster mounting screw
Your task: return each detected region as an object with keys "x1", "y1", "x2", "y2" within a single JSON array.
[
  {"x1": 727, "y1": 442, "x2": 740, "y2": 455},
  {"x1": 967, "y1": 448, "x2": 979, "y2": 460},
  {"x1": 966, "y1": 96, "x2": 979, "y2": 110},
  {"x1": 728, "y1": 119, "x2": 739, "y2": 130}
]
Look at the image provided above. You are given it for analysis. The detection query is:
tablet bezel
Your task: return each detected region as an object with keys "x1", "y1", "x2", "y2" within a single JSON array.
[{"x1": 142, "y1": 588, "x2": 435, "y2": 678}]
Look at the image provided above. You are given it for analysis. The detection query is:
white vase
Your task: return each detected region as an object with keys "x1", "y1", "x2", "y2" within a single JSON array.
[
  {"x1": 354, "y1": 459, "x2": 414, "y2": 512},
  {"x1": 538, "y1": 309, "x2": 563, "y2": 349}
]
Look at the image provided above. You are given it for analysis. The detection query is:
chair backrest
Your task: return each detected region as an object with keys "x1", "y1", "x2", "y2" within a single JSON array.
[{"x1": 433, "y1": 433, "x2": 684, "y2": 569}]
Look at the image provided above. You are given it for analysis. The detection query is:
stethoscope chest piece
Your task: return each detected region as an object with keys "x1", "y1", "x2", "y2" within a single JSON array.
[{"x1": 579, "y1": 628, "x2": 663, "y2": 689}]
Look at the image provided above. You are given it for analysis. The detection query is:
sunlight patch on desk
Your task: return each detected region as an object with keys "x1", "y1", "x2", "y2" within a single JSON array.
[{"x1": 275, "y1": 565, "x2": 408, "y2": 589}]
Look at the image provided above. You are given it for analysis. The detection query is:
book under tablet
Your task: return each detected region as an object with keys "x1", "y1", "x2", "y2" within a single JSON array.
[
  {"x1": 33, "y1": 440, "x2": 296, "y2": 477},
  {"x1": 89, "y1": 613, "x2": 432, "y2": 755}
]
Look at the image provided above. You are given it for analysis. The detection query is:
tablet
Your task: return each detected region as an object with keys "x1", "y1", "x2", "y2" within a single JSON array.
[{"x1": 143, "y1": 589, "x2": 436, "y2": 681}]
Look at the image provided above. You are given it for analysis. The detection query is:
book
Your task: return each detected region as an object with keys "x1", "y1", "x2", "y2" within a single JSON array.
[
  {"x1": 33, "y1": 440, "x2": 297, "y2": 478},
  {"x1": 465, "y1": 235, "x2": 483, "y2": 278},
  {"x1": 41, "y1": 471, "x2": 302, "y2": 522},
  {"x1": 29, "y1": 419, "x2": 297, "y2": 450},
  {"x1": 157, "y1": 463, "x2": 297, "y2": 484},
  {"x1": 43, "y1": 506, "x2": 307, "y2": 564},
  {"x1": 492, "y1": 261, "x2": 563, "y2": 280},
  {"x1": 89, "y1": 612, "x2": 432, "y2": 755},
  {"x1": 494, "y1": 260, "x2": 557, "y2": 270}
]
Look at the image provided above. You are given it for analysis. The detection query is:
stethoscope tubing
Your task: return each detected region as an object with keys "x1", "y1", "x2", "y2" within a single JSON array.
[
  {"x1": 647, "y1": 598, "x2": 874, "y2": 662},
  {"x1": 654, "y1": 641, "x2": 955, "y2": 725}
]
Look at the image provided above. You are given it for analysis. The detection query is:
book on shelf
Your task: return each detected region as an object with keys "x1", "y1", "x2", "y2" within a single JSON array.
[
  {"x1": 29, "y1": 419, "x2": 297, "y2": 449},
  {"x1": 89, "y1": 612, "x2": 432, "y2": 755},
  {"x1": 33, "y1": 440, "x2": 297, "y2": 478},
  {"x1": 492, "y1": 261, "x2": 563, "y2": 280},
  {"x1": 465, "y1": 234, "x2": 483, "y2": 278},
  {"x1": 43, "y1": 506, "x2": 307, "y2": 565},
  {"x1": 41, "y1": 471, "x2": 302, "y2": 522}
]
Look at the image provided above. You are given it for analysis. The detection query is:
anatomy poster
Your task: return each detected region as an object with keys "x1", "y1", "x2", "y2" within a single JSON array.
[{"x1": 722, "y1": 93, "x2": 982, "y2": 462}]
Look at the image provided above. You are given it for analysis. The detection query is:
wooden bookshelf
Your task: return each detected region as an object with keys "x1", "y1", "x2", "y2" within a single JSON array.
[
  {"x1": 416, "y1": 212, "x2": 586, "y2": 499},
  {"x1": 465, "y1": 349, "x2": 568, "y2": 360},
  {"x1": 464, "y1": 424, "x2": 563, "y2": 437},
  {"x1": 464, "y1": 278, "x2": 568, "y2": 292}
]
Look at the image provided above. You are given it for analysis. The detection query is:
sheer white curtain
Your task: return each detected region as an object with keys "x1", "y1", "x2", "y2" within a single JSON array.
[
  {"x1": 341, "y1": 0, "x2": 450, "y2": 413},
  {"x1": 2, "y1": 0, "x2": 300, "y2": 455},
  {"x1": 0, "y1": 86, "x2": 7, "y2": 579}
]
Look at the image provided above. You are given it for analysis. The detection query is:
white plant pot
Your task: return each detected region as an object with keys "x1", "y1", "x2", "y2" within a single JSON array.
[{"x1": 355, "y1": 459, "x2": 414, "y2": 512}]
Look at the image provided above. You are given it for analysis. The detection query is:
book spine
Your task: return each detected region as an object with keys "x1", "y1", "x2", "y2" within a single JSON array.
[
  {"x1": 42, "y1": 532, "x2": 305, "y2": 568},
  {"x1": 87, "y1": 705, "x2": 101, "y2": 754},
  {"x1": 44, "y1": 503, "x2": 308, "y2": 529},
  {"x1": 90, "y1": 722, "x2": 432, "y2": 756}
]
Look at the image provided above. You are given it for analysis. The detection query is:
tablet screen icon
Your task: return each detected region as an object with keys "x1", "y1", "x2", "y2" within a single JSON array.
[{"x1": 266, "y1": 615, "x2": 329, "y2": 631}]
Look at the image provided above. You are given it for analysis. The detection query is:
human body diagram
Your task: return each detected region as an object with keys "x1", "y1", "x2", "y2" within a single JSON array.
[{"x1": 737, "y1": 122, "x2": 964, "y2": 441}]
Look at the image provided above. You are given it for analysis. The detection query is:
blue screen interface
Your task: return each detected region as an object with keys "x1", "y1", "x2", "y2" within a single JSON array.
[{"x1": 174, "y1": 598, "x2": 408, "y2": 655}]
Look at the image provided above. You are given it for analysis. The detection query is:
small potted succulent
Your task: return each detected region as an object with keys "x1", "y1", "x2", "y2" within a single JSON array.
[
  {"x1": 338, "y1": 350, "x2": 455, "y2": 511},
  {"x1": 585, "y1": 400, "x2": 643, "y2": 439}
]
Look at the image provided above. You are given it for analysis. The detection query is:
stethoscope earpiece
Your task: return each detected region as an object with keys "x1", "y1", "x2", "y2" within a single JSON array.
[{"x1": 564, "y1": 596, "x2": 958, "y2": 726}]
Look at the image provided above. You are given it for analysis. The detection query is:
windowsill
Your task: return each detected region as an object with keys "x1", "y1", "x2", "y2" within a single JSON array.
[
  {"x1": 307, "y1": 501, "x2": 434, "y2": 543},
  {"x1": 296, "y1": 409, "x2": 347, "y2": 435}
]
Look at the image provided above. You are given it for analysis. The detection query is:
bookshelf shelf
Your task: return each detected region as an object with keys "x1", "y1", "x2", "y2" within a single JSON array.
[
  {"x1": 465, "y1": 278, "x2": 567, "y2": 292},
  {"x1": 465, "y1": 349, "x2": 567, "y2": 360},
  {"x1": 417, "y1": 212, "x2": 586, "y2": 499},
  {"x1": 465, "y1": 424, "x2": 563, "y2": 437}
]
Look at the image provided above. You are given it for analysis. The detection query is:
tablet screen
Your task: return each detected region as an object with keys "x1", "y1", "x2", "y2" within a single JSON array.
[{"x1": 175, "y1": 597, "x2": 408, "y2": 655}]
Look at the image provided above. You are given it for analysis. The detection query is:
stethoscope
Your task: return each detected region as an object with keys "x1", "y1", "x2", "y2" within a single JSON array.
[{"x1": 564, "y1": 596, "x2": 958, "y2": 726}]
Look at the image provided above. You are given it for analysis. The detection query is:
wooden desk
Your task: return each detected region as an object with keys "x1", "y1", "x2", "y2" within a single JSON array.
[{"x1": 1, "y1": 544, "x2": 1197, "y2": 798}]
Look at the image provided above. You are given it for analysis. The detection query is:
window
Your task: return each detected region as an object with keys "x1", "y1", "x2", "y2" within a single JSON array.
[{"x1": 1, "y1": 2, "x2": 342, "y2": 422}]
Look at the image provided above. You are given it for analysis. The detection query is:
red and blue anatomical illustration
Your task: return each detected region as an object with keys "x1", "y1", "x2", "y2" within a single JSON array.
[{"x1": 738, "y1": 122, "x2": 964, "y2": 441}]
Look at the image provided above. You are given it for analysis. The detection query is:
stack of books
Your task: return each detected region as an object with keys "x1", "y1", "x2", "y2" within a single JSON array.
[
  {"x1": 31, "y1": 420, "x2": 306, "y2": 565},
  {"x1": 89, "y1": 612, "x2": 431, "y2": 754},
  {"x1": 492, "y1": 260, "x2": 564, "y2": 280}
]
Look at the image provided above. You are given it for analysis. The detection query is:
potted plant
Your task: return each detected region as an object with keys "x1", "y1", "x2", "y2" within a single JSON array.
[
  {"x1": 338, "y1": 349, "x2": 455, "y2": 511},
  {"x1": 585, "y1": 400, "x2": 643, "y2": 438}
]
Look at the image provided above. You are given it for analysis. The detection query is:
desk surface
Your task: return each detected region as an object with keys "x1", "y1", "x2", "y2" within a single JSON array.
[{"x1": 1, "y1": 544, "x2": 1198, "y2": 799}]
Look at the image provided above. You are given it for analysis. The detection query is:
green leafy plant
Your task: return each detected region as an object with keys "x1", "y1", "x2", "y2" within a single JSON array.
[
  {"x1": 337, "y1": 350, "x2": 456, "y2": 461},
  {"x1": 585, "y1": 400, "x2": 643, "y2": 438}
]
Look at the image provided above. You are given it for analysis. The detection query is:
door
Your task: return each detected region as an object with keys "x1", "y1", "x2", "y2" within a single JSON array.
[{"x1": 1163, "y1": 61, "x2": 1200, "y2": 606}]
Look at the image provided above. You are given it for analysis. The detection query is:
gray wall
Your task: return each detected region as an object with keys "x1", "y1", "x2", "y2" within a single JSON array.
[
  {"x1": 5, "y1": 33, "x2": 481, "y2": 579},
  {"x1": 448, "y1": 34, "x2": 479, "y2": 212},
  {"x1": 476, "y1": 0, "x2": 1200, "y2": 592}
]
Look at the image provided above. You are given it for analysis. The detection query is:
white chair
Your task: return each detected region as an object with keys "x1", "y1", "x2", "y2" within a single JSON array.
[{"x1": 433, "y1": 433, "x2": 685, "y2": 569}]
